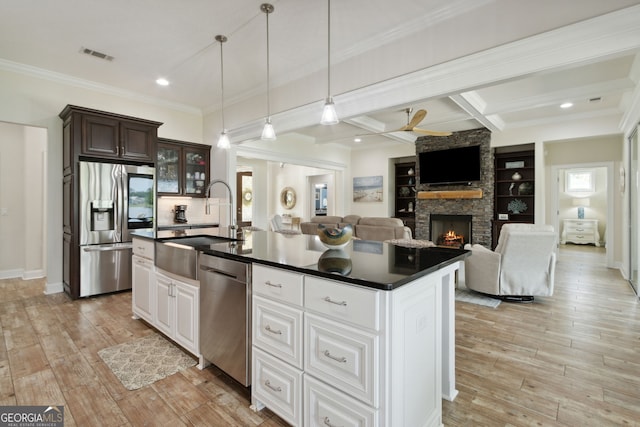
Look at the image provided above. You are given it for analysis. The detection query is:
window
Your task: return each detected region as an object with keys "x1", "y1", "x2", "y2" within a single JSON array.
[{"x1": 565, "y1": 169, "x2": 594, "y2": 192}]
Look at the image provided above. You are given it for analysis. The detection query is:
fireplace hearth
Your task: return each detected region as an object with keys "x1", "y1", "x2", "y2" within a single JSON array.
[{"x1": 430, "y1": 214, "x2": 472, "y2": 248}]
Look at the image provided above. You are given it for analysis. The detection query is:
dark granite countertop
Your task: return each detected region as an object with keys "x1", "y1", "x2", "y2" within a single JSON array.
[
  {"x1": 157, "y1": 223, "x2": 219, "y2": 231},
  {"x1": 133, "y1": 230, "x2": 468, "y2": 291}
]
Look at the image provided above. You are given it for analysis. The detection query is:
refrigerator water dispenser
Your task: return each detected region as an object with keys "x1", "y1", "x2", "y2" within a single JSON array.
[{"x1": 90, "y1": 200, "x2": 114, "y2": 231}]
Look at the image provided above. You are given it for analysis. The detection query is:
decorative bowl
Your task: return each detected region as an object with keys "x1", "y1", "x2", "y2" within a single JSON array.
[
  {"x1": 317, "y1": 224, "x2": 353, "y2": 249},
  {"x1": 317, "y1": 249, "x2": 352, "y2": 276}
]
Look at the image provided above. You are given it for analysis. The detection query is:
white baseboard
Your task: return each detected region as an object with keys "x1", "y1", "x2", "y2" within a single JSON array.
[
  {"x1": 0, "y1": 269, "x2": 23, "y2": 279},
  {"x1": 44, "y1": 281, "x2": 64, "y2": 295},
  {"x1": 23, "y1": 269, "x2": 45, "y2": 280}
]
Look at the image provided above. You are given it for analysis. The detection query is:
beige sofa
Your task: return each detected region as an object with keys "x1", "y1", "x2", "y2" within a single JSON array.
[{"x1": 300, "y1": 215, "x2": 412, "y2": 241}]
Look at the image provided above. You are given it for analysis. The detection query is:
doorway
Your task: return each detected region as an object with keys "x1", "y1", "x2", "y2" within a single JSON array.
[
  {"x1": 0, "y1": 122, "x2": 47, "y2": 280},
  {"x1": 308, "y1": 174, "x2": 333, "y2": 218},
  {"x1": 236, "y1": 171, "x2": 253, "y2": 229},
  {"x1": 629, "y1": 127, "x2": 639, "y2": 295},
  {"x1": 552, "y1": 163, "x2": 614, "y2": 268}
]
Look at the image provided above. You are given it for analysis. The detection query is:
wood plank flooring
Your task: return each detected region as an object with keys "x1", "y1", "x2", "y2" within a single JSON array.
[{"x1": 1, "y1": 244, "x2": 638, "y2": 426}]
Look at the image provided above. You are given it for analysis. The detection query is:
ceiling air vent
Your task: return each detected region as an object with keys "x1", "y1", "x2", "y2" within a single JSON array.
[
  {"x1": 589, "y1": 97, "x2": 602, "y2": 103},
  {"x1": 80, "y1": 47, "x2": 114, "y2": 61}
]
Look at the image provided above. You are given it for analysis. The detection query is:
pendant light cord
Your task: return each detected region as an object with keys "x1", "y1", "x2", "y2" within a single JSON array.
[
  {"x1": 327, "y1": 0, "x2": 331, "y2": 99},
  {"x1": 218, "y1": 37, "x2": 226, "y2": 129},
  {"x1": 265, "y1": 5, "x2": 271, "y2": 119}
]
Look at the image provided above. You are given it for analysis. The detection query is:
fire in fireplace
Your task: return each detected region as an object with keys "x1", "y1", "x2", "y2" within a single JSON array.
[
  {"x1": 438, "y1": 230, "x2": 465, "y2": 247},
  {"x1": 430, "y1": 214, "x2": 472, "y2": 249}
]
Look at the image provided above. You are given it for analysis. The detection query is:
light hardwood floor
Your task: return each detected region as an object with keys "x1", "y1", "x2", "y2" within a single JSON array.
[{"x1": 1, "y1": 245, "x2": 638, "y2": 426}]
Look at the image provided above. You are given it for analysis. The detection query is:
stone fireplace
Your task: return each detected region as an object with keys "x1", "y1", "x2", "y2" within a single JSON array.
[
  {"x1": 430, "y1": 214, "x2": 472, "y2": 248},
  {"x1": 414, "y1": 128, "x2": 494, "y2": 247}
]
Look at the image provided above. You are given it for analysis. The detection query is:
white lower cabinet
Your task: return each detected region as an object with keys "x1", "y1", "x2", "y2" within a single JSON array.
[
  {"x1": 251, "y1": 264, "x2": 442, "y2": 427},
  {"x1": 253, "y1": 347, "x2": 303, "y2": 426},
  {"x1": 131, "y1": 237, "x2": 202, "y2": 364},
  {"x1": 254, "y1": 296, "x2": 303, "y2": 369},
  {"x1": 155, "y1": 271, "x2": 199, "y2": 356},
  {"x1": 304, "y1": 375, "x2": 377, "y2": 427},
  {"x1": 132, "y1": 254, "x2": 154, "y2": 323},
  {"x1": 304, "y1": 313, "x2": 378, "y2": 406}
]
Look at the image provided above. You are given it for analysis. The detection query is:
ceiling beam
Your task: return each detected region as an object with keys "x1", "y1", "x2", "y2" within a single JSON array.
[{"x1": 449, "y1": 93, "x2": 503, "y2": 132}]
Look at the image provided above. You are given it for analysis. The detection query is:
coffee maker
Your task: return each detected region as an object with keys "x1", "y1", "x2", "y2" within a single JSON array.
[{"x1": 174, "y1": 205, "x2": 188, "y2": 223}]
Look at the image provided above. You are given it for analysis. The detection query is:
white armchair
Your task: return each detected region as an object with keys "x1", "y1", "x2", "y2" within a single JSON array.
[
  {"x1": 270, "y1": 214, "x2": 301, "y2": 235},
  {"x1": 464, "y1": 224, "x2": 557, "y2": 302}
]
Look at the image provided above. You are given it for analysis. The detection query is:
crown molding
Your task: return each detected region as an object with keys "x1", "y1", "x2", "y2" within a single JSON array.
[{"x1": 0, "y1": 58, "x2": 202, "y2": 115}]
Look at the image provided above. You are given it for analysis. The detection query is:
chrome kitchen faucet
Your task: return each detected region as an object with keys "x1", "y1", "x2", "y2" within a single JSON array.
[{"x1": 205, "y1": 179, "x2": 238, "y2": 237}]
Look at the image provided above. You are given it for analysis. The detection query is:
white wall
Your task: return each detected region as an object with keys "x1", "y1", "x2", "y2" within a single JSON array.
[
  {"x1": 348, "y1": 144, "x2": 415, "y2": 217},
  {"x1": 0, "y1": 68, "x2": 203, "y2": 290}
]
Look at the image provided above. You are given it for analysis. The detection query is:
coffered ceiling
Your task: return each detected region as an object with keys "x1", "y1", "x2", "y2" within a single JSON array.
[{"x1": 1, "y1": 1, "x2": 639, "y2": 149}]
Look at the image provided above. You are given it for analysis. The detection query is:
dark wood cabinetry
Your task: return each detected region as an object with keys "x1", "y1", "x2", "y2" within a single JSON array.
[
  {"x1": 394, "y1": 161, "x2": 417, "y2": 236},
  {"x1": 157, "y1": 138, "x2": 211, "y2": 197},
  {"x1": 493, "y1": 148, "x2": 535, "y2": 248},
  {"x1": 59, "y1": 105, "x2": 162, "y2": 298},
  {"x1": 61, "y1": 105, "x2": 160, "y2": 168}
]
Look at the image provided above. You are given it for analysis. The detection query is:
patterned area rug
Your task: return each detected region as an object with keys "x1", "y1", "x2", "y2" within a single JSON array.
[
  {"x1": 455, "y1": 288, "x2": 501, "y2": 308},
  {"x1": 98, "y1": 333, "x2": 196, "y2": 390}
]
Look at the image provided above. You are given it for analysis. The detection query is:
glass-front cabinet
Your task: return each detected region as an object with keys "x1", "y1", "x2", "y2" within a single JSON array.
[{"x1": 157, "y1": 139, "x2": 210, "y2": 197}]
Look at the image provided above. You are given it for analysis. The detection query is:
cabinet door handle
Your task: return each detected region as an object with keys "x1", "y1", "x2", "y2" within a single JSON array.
[
  {"x1": 264, "y1": 380, "x2": 281, "y2": 392},
  {"x1": 323, "y1": 417, "x2": 342, "y2": 427},
  {"x1": 323, "y1": 349, "x2": 347, "y2": 363},
  {"x1": 264, "y1": 325, "x2": 282, "y2": 335},
  {"x1": 323, "y1": 296, "x2": 347, "y2": 306},
  {"x1": 264, "y1": 280, "x2": 282, "y2": 288}
]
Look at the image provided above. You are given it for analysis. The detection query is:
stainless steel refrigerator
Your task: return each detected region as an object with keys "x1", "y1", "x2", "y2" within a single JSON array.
[{"x1": 79, "y1": 161, "x2": 155, "y2": 297}]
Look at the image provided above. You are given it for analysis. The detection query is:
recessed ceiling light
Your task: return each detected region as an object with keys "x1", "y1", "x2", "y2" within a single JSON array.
[
  {"x1": 156, "y1": 78, "x2": 169, "y2": 86},
  {"x1": 354, "y1": 137, "x2": 362, "y2": 143},
  {"x1": 560, "y1": 102, "x2": 573, "y2": 109}
]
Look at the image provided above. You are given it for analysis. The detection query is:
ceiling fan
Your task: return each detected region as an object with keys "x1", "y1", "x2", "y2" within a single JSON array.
[{"x1": 360, "y1": 108, "x2": 452, "y2": 137}]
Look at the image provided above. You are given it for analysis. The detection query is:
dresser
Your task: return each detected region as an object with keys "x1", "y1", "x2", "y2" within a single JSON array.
[{"x1": 561, "y1": 219, "x2": 600, "y2": 246}]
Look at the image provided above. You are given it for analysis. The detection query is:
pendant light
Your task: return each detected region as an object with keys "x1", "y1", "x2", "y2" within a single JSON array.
[
  {"x1": 261, "y1": 3, "x2": 276, "y2": 141},
  {"x1": 215, "y1": 34, "x2": 231, "y2": 149},
  {"x1": 320, "y1": 0, "x2": 339, "y2": 125}
]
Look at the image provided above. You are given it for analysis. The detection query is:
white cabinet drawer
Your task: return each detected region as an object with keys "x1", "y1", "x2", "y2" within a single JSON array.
[
  {"x1": 253, "y1": 347, "x2": 303, "y2": 427},
  {"x1": 305, "y1": 313, "x2": 378, "y2": 406},
  {"x1": 566, "y1": 233, "x2": 593, "y2": 242},
  {"x1": 253, "y1": 296, "x2": 303, "y2": 369},
  {"x1": 304, "y1": 375, "x2": 378, "y2": 427},
  {"x1": 132, "y1": 237, "x2": 154, "y2": 260},
  {"x1": 305, "y1": 276, "x2": 379, "y2": 331},
  {"x1": 253, "y1": 264, "x2": 303, "y2": 306},
  {"x1": 567, "y1": 221, "x2": 596, "y2": 231}
]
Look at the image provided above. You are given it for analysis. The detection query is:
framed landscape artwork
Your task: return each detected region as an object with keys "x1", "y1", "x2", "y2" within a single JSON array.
[{"x1": 353, "y1": 175, "x2": 383, "y2": 202}]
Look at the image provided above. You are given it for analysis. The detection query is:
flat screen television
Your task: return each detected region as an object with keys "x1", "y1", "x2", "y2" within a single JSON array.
[{"x1": 419, "y1": 145, "x2": 481, "y2": 185}]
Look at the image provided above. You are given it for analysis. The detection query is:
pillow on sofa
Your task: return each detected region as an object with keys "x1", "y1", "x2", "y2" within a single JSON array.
[
  {"x1": 311, "y1": 216, "x2": 343, "y2": 224},
  {"x1": 339, "y1": 215, "x2": 361, "y2": 228},
  {"x1": 300, "y1": 216, "x2": 343, "y2": 235},
  {"x1": 357, "y1": 217, "x2": 404, "y2": 227}
]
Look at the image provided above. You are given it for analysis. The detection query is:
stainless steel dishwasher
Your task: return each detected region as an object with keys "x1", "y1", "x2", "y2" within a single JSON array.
[{"x1": 199, "y1": 254, "x2": 251, "y2": 386}]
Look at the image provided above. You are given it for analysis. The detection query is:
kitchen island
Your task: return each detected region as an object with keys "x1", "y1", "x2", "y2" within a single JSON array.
[{"x1": 133, "y1": 229, "x2": 467, "y2": 427}]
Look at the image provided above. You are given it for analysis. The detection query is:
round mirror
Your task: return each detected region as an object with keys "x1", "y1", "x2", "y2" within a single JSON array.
[
  {"x1": 242, "y1": 189, "x2": 253, "y2": 205},
  {"x1": 280, "y1": 187, "x2": 296, "y2": 209}
]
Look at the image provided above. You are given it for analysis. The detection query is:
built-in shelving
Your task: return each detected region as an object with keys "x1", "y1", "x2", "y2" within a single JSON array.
[
  {"x1": 394, "y1": 161, "x2": 416, "y2": 236},
  {"x1": 493, "y1": 148, "x2": 535, "y2": 247}
]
